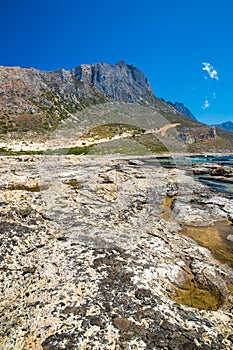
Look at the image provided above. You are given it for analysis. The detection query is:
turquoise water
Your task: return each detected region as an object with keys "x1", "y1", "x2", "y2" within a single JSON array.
[
  {"x1": 189, "y1": 156, "x2": 233, "y2": 195},
  {"x1": 197, "y1": 176, "x2": 233, "y2": 196},
  {"x1": 142, "y1": 155, "x2": 233, "y2": 196},
  {"x1": 143, "y1": 155, "x2": 233, "y2": 166},
  {"x1": 187, "y1": 155, "x2": 233, "y2": 166}
]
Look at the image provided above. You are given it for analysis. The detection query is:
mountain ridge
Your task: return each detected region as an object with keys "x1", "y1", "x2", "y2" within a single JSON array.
[
  {"x1": 213, "y1": 121, "x2": 233, "y2": 132},
  {"x1": 0, "y1": 62, "x2": 232, "y2": 153},
  {"x1": 167, "y1": 101, "x2": 197, "y2": 120},
  {"x1": 0, "y1": 62, "x2": 192, "y2": 134}
]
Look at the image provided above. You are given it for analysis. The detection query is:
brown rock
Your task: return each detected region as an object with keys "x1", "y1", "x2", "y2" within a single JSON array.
[
  {"x1": 62, "y1": 306, "x2": 79, "y2": 315},
  {"x1": 211, "y1": 167, "x2": 230, "y2": 176},
  {"x1": 113, "y1": 317, "x2": 131, "y2": 331}
]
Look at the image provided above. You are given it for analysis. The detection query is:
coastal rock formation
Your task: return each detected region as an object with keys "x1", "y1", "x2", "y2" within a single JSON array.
[{"x1": 0, "y1": 155, "x2": 233, "y2": 349}]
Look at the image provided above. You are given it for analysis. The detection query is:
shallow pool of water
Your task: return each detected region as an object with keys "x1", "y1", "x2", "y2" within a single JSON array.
[
  {"x1": 180, "y1": 221, "x2": 233, "y2": 268},
  {"x1": 171, "y1": 269, "x2": 222, "y2": 311},
  {"x1": 161, "y1": 197, "x2": 233, "y2": 310}
]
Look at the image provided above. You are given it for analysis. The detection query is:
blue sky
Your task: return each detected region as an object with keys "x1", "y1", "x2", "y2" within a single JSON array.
[{"x1": 1, "y1": 0, "x2": 233, "y2": 124}]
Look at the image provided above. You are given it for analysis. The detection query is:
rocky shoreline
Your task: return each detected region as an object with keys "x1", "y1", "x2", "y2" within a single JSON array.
[{"x1": 0, "y1": 155, "x2": 233, "y2": 349}]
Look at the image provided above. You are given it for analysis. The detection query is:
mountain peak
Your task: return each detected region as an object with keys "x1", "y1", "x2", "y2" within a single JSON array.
[
  {"x1": 213, "y1": 121, "x2": 233, "y2": 132},
  {"x1": 115, "y1": 60, "x2": 127, "y2": 66},
  {"x1": 71, "y1": 61, "x2": 154, "y2": 102},
  {"x1": 167, "y1": 101, "x2": 197, "y2": 120}
]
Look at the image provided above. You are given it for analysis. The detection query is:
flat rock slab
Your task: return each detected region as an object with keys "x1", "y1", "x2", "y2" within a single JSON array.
[{"x1": 0, "y1": 155, "x2": 232, "y2": 350}]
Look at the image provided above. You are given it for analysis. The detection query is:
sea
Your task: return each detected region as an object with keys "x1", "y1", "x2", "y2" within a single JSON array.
[{"x1": 142, "y1": 155, "x2": 233, "y2": 197}]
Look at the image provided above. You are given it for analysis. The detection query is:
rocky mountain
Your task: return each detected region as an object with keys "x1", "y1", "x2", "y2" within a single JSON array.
[
  {"x1": 0, "y1": 61, "x2": 232, "y2": 153},
  {"x1": 0, "y1": 62, "x2": 169, "y2": 134},
  {"x1": 213, "y1": 121, "x2": 233, "y2": 132},
  {"x1": 0, "y1": 61, "x2": 154, "y2": 116},
  {"x1": 167, "y1": 101, "x2": 197, "y2": 120},
  {"x1": 71, "y1": 61, "x2": 154, "y2": 102}
]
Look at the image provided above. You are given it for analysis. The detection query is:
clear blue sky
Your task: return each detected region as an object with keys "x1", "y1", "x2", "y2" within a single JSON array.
[{"x1": 1, "y1": 0, "x2": 233, "y2": 124}]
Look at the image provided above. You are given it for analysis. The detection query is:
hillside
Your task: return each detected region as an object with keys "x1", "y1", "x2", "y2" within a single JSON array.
[{"x1": 0, "y1": 62, "x2": 232, "y2": 154}]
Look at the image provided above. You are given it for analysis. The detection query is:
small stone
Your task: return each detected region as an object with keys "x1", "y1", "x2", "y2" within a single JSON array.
[
  {"x1": 147, "y1": 331, "x2": 158, "y2": 342},
  {"x1": 147, "y1": 331, "x2": 167, "y2": 346},
  {"x1": 121, "y1": 332, "x2": 134, "y2": 340},
  {"x1": 128, "y1": 160, "x2": 144, "y2": 166},
  {"x1": 211, "y1": 167, "x2": 230, "y2": 176},
  {"x1": 43, "y1": 346, "x2": 57, "y2": 350},
  {"x1": 113, "y1": 317, "x2": 130, "y2": 331},
  {"x1": 182, "y1": 341, "x2": 198, "y2": 350},
  {"x1": 62, "y1": 306, "x2": 79, "y2": 315},
  {"x1": 226, "y1": 235, "x2": 233, "y2": 242},
  {"x1": 135, "y1": 288, "x2": 151, "y2": 300},
  {"x1": 227, "y1": 334, "x2": 233, "y2": 343},
  {"x1": 90, "y1": 316, "x2": 103, "y2": 327},
  {"x1": 199, "y1": 345, "x2": 212, "y2": 350}
]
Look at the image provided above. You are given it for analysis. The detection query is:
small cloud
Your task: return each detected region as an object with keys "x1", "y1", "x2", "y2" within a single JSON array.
[
  {"x1": 202, "y1": 99, "x2": 210, "y2": 109},
  {"x1": 202, "y1": 62, "x2": 219, "y2": 81}
]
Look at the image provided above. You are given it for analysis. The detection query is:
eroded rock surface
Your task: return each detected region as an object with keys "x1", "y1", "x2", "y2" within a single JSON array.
[{"x1": 0, "y1": 155, "x2": 232, "y2": 349}]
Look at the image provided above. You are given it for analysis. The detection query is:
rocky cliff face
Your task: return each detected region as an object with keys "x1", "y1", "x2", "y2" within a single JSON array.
[
  {"x1": 0, "y1": 62, "x2": 159, "y2": 135},
  {"x1": 71, "y1": 61, "x2": 154, "y2": 102},
  {"x1": 0, "y1": 61, "x2": 154, "y2": 115},
  {"x1": 179, "y1": 126, "x2": 217, "y2": 144}
]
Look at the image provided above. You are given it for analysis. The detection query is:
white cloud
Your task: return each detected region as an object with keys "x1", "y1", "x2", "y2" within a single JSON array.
[
  {"x1": 202, "y1": 62, "x2": 219, "y2": 81},
  {"x1": 202, "y1": 99, "x2": 210, "y2": 109}
]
